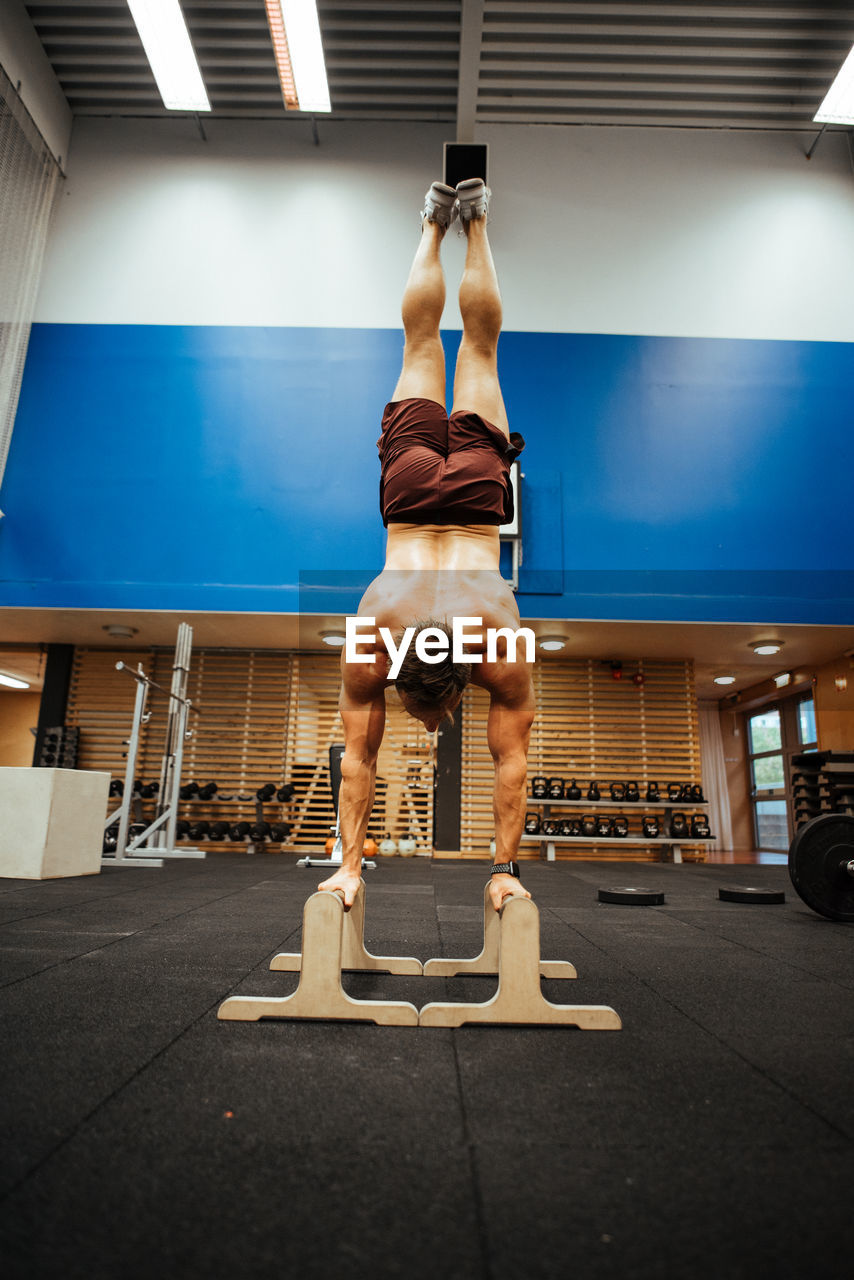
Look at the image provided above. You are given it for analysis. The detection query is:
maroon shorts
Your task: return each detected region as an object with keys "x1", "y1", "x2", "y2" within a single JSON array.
[{"x1": 377, "y1": 398, "x2": 524, "y2": 527}]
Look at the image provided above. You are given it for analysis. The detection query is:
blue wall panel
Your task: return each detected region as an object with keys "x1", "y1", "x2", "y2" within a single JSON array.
[{"x1": 1, "y1": 324, "x2": 852, "y2": 621}]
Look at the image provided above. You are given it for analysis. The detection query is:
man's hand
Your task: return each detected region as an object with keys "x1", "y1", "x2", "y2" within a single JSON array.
[
  {"x1": 488, "y1": 872, "x2": 532, "y2": 912},
  {"x1": 318, "y1": 867, "x2": 363, "y2": 909}
]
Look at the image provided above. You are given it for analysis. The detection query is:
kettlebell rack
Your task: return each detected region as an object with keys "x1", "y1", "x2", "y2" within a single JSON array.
[{"x1": 522, "y1": 783, "x2": 713, "y2": 864}]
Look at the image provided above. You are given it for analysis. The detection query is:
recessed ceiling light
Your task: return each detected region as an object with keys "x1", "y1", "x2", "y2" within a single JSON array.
[
  {"x1": 752, "y1": 641, "x2": 782, "y2": 656},
  {"x1": 538, "y1": 635, "x2": 567, "y2": 652},
  {"x1": 320, "y1": 629, "x2": 346, "y2": 647},
  {"x1": 102, "y1": 624, "x2": 139, "y2": 639},
  {"x1": 714, "y1": 675, "x2": 737, "y2": 686},
  {"x1": 0, "y1": 672, "x2": 30, "y2": 689}
]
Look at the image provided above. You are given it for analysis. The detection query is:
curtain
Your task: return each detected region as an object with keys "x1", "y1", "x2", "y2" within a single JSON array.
[
  {"x1": 697, "y1": 699, "x2": 734, "y2": 851},
  {"x1": 0, "y1": 61, "x2": 63, "y2": 493}
]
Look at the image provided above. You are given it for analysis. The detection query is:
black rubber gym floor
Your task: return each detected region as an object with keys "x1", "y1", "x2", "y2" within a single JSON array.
[{"x1": 0, "y1": 853, "x2": 851, "y2": 1280}]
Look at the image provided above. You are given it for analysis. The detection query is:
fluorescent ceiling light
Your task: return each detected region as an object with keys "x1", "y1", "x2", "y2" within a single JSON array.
[
  {"x1": 265, "y1": 0, "x2": 332, "y2": 113},
  {"x1": 127, "y1": 0, "x2": 211, "y2": 111},
  {"x1": 814, "y1": 44, "x2": 854, "y2": 125},
  {"x1": 0, "y1": 672, "x2": 30, "y2": 689}
]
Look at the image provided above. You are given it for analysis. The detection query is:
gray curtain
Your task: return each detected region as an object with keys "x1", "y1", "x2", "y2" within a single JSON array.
[
  {"x1": 697, "y1": 699, "x2": 734, "y2": 851},
  {"x1": 0, "y1": 61, "x2": 63, "y2": 495}
]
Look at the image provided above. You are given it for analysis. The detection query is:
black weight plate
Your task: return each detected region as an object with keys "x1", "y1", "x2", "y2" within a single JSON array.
[
  {"x1": 718, "y1": 887, "x2": 786, "y2": 905},
  {"x1": 598, "y1": 886, "x2": 665, "y2": 906},
  {"x1": 788, "y1": 813, "x2": 854, "y2": 922}
]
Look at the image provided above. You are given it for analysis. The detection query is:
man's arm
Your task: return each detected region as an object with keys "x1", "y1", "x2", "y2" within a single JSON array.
[
  {"x1": 486, "y1": 670, "x2": 536, "y2": 907},
  {"x1": 318, "y1": 665, "x2": 386, "y2": 907}
]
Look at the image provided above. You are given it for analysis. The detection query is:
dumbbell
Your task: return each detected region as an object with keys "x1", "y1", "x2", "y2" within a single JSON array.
[
  {"x1": 228, "y1": 822, "x2": 252, "y2": 842},
  {"x1": 208, "y1": 822, "x2": 229, "y2": 840},
  {"x1": 188, "y1": 820, "x2": 211, "y2": 840},
  {"x1": 139, "y1": 782, "x2": 159, "y2": 800},
  {"x1": 180, "y1": 782, "x2": 200, "y2": 800},
  {"x1": 277, "y1": 783, "x2": 295, "y2": 803},
  {"x1": 103, "y1": 825, "x2": 119, "y2": 853},
  {"x1": 256, "y1": 784, "x2": 276, "y2": 802},
  {"x1": 249, "y1": 821, "x2": 271, "y2": 841},
  {"x1": 109, "y1": 779, "x2": 124, "y2": 798},
  {"x1": 269, "y1": 823, "x2": 291, "y2": 842},
  {"x1": 198, "y1": 782, "x2": 218, "y2": 800}
]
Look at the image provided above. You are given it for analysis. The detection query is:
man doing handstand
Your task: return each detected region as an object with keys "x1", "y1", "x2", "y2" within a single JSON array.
[{"x1": 320, "y1": 178, "x2": 535, "y2": 912}]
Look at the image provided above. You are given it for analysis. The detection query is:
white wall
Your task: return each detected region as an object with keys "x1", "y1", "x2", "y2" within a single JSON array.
[{"x1": 35, "y1": 116, "x2": 854, "y2": 342}]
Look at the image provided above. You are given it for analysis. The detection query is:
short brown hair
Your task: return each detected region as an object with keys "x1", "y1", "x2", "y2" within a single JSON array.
[{"x1": 394, "y1": 620, "x2": 471, "y2": 714}]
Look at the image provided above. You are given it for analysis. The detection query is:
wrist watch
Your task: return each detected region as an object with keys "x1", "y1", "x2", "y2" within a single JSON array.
[{"x1": 490, "y1": 861, "x2": 520, "y2": 878}]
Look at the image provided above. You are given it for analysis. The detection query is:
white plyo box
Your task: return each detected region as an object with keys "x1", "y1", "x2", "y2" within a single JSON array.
[{"x1": 0, "y1": 768, "x2": 111, "y2": 879}]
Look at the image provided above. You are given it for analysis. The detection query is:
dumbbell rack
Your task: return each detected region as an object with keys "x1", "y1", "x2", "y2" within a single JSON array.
[
  {"x1": 792, "y1": 750, "x2": 854, "y2": 829},
  {"x1": 521, "y1": 797, "x2": 712, "y2": 864},
  {"x1": 177, "y1": 791, "x2": 294, "y2": 856}
]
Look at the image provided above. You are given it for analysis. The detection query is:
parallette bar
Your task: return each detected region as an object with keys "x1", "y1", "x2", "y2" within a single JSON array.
[
  {"x1": 270, "y1": 879, "x2": 422, "y2": 975},
  {"x1": 218, "y1": 888, "x2": 419, "y2": 1026},
  {"x1": 419, "y1": 895, "x2": 621, "y2": 1029},
  {"x1": 423, "y1": 881, "x2": 577, "y2": 979}
]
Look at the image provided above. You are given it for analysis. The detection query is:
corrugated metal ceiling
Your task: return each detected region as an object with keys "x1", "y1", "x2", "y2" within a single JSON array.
[{"x1": 21, "y1": 1, "x2": 854, "y2": 130}]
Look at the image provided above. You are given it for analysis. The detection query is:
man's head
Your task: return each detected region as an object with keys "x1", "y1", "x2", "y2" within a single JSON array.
[{"x1": 394, "y1": 619, "x2": 471, "y2": 732}]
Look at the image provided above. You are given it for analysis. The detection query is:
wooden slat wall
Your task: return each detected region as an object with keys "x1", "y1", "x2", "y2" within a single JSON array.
[
  {"x1": 460, "y1": 658, "x2": 701, "y2": 862},
  {"x1": 283, "y1": 653, "x2": 435, "y2": 853},
  {"x1": 67, "y1": 646, "x2": 433, "y2": 854}
]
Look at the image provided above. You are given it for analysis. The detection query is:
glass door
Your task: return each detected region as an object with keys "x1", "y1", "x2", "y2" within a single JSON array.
[{"x1": 747, "y1": 694, "x2": 817, "y2": 851}]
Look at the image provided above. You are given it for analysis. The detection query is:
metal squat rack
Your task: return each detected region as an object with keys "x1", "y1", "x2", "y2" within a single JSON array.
[{"x1": 103, "y1": 623, "x2": 205, "y2": 868}]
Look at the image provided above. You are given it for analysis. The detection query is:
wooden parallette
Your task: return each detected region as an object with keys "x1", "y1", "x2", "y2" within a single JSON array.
[
  {"x1": 218, "y1": 881, "x2": 621, "y2": 1030},
  {"x1": 423, "y1": 881, "x2": 577, "y2": 979},
  {"x1": 419, "y1": 890, "x2": 621, "y2": 1030},
  {"x1": 218, "y1": 882, "x2": 421, "y2": 1026}
]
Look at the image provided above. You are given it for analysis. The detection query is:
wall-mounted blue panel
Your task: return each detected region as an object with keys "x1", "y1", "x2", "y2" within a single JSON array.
[{"x1": 1, "y1": 324, "x2": 852, "y2": 622}]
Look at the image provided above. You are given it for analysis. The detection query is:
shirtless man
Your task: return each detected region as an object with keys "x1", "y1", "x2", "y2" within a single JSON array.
[{"x1": 319, "y1": 178, "x2": 535, "y2": 912}]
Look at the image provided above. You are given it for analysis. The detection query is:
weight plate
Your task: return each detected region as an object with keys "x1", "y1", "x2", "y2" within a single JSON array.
[
  {"x1": 788, "y1": 813, "x2": 854, "y2": 922},
  {"x1": 718, "y1": 887, "x2": 786, "y2": 905},
  {"x1": 598, "y1": 886, "x2": 665, "y2": 906}
]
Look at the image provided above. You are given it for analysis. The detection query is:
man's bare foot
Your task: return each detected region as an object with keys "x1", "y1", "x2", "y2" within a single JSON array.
[
  {"x1": 317, "y1": 868, "x2": 362, "y2": 910},
  {"x1": 488, "y1": 874, "x2": 532, "y2": 912}
]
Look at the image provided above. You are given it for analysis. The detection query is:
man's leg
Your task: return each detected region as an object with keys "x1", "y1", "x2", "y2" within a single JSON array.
[
  {"x1": 391, "y1": 217, "x2": 448, "y2": 406},
  {"x1": 450, "y1": 213, "x2": 509, "y2": 437}
]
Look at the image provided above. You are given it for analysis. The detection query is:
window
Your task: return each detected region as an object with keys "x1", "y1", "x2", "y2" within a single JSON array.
[{"x1": 746, "y1": 695, "x2": 816, "y2": 852}]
